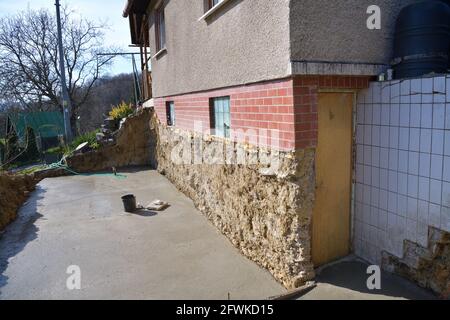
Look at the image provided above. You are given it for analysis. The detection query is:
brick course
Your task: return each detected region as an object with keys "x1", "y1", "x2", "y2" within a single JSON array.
[{"x1": 154, "y1": 75, "x2": 372, "y2": 151}]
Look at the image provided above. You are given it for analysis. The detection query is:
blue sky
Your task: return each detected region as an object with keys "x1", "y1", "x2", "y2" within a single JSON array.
[{"x1": 0, "y1": 0, "x2": 139, "y2": 76}]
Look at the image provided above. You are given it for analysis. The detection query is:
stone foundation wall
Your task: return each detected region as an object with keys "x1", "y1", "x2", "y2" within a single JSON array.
[
  {"x1": 154, "y1": 120, "x2": 316, "y2": 288},
  {"x1": 67, "y1": 108, "x2": 157, "y2": 172},
  {"x1": 0, "y1": 173, "x2": 36, "y2": 231}
]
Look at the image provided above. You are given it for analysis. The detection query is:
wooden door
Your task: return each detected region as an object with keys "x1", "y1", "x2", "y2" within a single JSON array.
[{"x1": 312, "y1": 92, "x2": 353, "y2": 267}]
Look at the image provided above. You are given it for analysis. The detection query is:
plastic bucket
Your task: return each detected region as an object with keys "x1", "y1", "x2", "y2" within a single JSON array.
[{"x1": 121, "y1": 194, "x2": 137, "y2": 213}]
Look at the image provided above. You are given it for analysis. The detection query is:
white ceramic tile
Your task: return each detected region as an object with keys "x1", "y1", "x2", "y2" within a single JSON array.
[
  {"x1": 444, "y1": 131, "x2": 450, "y2": 156},
  {"x1": 399, "y1": 104, "x2": 410, "y2": 127},
  {"x1": 372, "y1": 167, "x2": 380, "y2": 188},
  {"x1": 379, "y1": 189, "x2": 388, "y2": 210},
  {"x1": 419, "y1": 153, "x2": 431, "y2": 177},
  {"x1": 407, "y1": 174, "x2": 418, "y2": 198},
  {"x1": 356, "y1": 125, "x2": 364, "y2": 145},
  {"x1": 429, "y1": 203, "x2": 441, "y2": 228},
  {"x1": 382, "y1": 84, "x2": 391, "y2": 104},
  {"x1": 400, "y1": 80, "x2": 411, "y2": 104},
  {"x1": 364, "y1": 185, "x2": 372, "y2": 205},
  {"x1": 422, "y1": 77, "x2": 433, "y2": 94},
  {"x1": 357, "y1": 104, "x2": 365, "y2": 124},
  {"x1": 410, "y1": 104, "x2": 421, "y2": 127},
  {"x1": 388, "y1": 170, "x2": 398, "y2": 192},
  {"x1": 370, "y1": 206, "x2": 379, "y2": 226},
  {"x1": 380, "y1": 169, "x2": 389, "y2": 191},
  {"x1": 381, "y1": 105, "x2": 390, "y2": 126},
  {"x1": 408, "y1": 151, "x2": 419, "y2": 175},
  {"x1": 390, "y1": 104, "x2": 400, "y2": 126},
  {"x1": 363, "y1": 205, "x2": 371, "y2": 224},
  {"x1": 434, "y1": 77, "x2": 446, "y2": 103},
  {"x1": 397, "y1": 194, "x2": 408, "y2": 217},
  {"x1": 372, "y1": 147, "x2": 380, "y2": 167},
  {"x1": 356, "y1": 184, "x2": 364, "y2": 203},
  {"x1": 446, "y1": 104, "x2": 450, "y2": 129},
  {"x1": 389, "y1": 149, "x2": 398, "y2": 171},
  {"x1": 418, "y1": 177, "x2": 430, "y2": 201},
  {"x1": 371, "y1": 187, "x2": 380, "y2": 207},
  {"x1": 432, "y1": 129, "x2": 444, "y2": 155},
  {"x1": 422, "y1": 93, "x2": 433, "y2": 104},
  {"x1": 398, "y1": 172, "x2": 408, "y2": 195},
  {"x1": 421, "y1": 104, "x2": 433, "y2": 128},
  {"x1": 418, "y1": 200, "x2": 429, "y2": 224},
  {"x1": 406, "y1": 218, "x2": 417, "y2": 242},
  {"x1": 399, "y1": 128, "x2": 409, "y2": 150},
  {"x1": 447, "y1": 77, "x2": 450, "y2": 102},
  {"x1": 391, "y1": 81, "x2": 400, "y2": 103},
  {"x1": 373, "y1": 83, "x2": 381, "y2": 104},
  {"x1": 433, "y1": 104, "x2": 445, "y2": 129},
  {"x1": 365, "y1": 104, "x2": 373, "y2": 125},
  {"x1": 420, "y1": 129, "x2": 432, "y2": 153},
  {"x1": 407, "y1": 197, "x2": 418, "y2": 220},
  {"x1": 398, "y1": 150, "x2": 408, "y2": 173},
  {"x1": 364, "y1": 165, "x2": 372, "y2": 185},
  {"x1": 372, "y1": 126, "x2": 380, "y2": 146},
  {"x1": 411, "y1": 78, "x2": 422, "y2": 94},
  {"x1": 380, "y1": 148, "x2": 389, "y2": 169},
  {"x1": 379, "y1": 210, "x2": 388, "y2": 231},
  {"x1": 389, "y1": 127, "x2": 399, "y2": 149},
  {"x1": 388, "y1": 192, "x2": 397, "y2": 213},
  {"x1": 357, "y1": 90, "x2": 367, "y2": 105},
  {"x1": 364, "y1": 146, "x2": 372, "y2": 165},
  {"x1": 441, "y1": 206, "x2": 450, "y2": 232},
  {"x1": 443, "y1": 156, "x2": 450, "y2": 182},
  {"x1": 364, "y1": 125, "x2": 372, "y2": 145},
  {"x1": 409, "y1": 128, "x2": 420, "y2": 152},
  {"x1": 373, "y1": 104, "x2": 381, "y2": 125},
  {"x1": 430, "y1": 155, "x2": 443, "y2": 180},
  {"x1": 357, "y1": 145, "x2": 364, "y2": 164},
  {"x1": 430, "y1": 179, "x2": 442, "y2": 205},
  {"x1": 434, "y1": 76, "x2": 446, "y2": 93},
  {"x1": 442, "y1": 182, "x2": 450, "y2": 208},
  {"x1": 380, "y1": 126, "x2": 389, "y2": 148}
]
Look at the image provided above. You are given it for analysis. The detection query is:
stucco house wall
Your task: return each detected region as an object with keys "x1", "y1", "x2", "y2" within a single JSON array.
[
  {"x1": 289, "y1": 0, "x2": 420, "y2": 75},
  {"x1": 148, "y1": 0, "x2": 291, "y2": 99}
]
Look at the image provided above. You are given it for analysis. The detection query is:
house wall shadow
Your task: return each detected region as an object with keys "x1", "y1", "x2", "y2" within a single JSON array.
[{"x1": 0, "y1": 186, "x2": 45, "y2": 293}]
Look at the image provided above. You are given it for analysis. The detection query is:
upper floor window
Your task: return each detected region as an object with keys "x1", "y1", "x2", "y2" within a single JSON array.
[
  {"x1": 155, "y1": 5, "x2": 166, "y2": 52},
  {"x1": 208, "y1": 0, "x2": 225, "y2": 10},
  {"x1": 210, "y1": 96, "x2": 230, "y2": 138}
]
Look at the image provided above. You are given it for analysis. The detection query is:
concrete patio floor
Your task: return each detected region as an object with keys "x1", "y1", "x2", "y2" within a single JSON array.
[
  {"x1": 0, "y1": 168, "x2": 284, "y2": 300},
  {"x1": 0, "y1": 168, "x2": 438, "y2": 300}
]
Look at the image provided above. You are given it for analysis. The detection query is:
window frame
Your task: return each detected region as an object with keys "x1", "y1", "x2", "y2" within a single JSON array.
[
  {"x1": 166, "y1": 101, "x2": 175, "y2": 126},
  {"x1": 155, "y1": 4, "x2": 166, "y2": 53},
  {"x1": 209, "y1": 96, "x2": 231, "y2": 138}
]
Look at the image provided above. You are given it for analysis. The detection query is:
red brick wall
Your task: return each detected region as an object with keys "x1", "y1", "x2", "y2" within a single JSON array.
[
  {"x1": 154, "y1": 76, "x2": 371, "y2": 151},
  {"x1": 293, "y1": 76, "x2": 371, "y2": 149},
  {"x1": 154, "y1": 78, "x2": 296, "y2": 150}
]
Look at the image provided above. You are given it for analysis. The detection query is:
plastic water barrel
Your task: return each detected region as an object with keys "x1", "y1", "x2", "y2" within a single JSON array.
[{"x1": 393, "y1": 0, "x2": 450, "y2": 79}]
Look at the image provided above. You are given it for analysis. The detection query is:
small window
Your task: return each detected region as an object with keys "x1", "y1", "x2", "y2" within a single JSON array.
[
  {"x1": 210, "y1": 97, "x2": 230, "y2": 138},
  {"x1": 166, "y1": 101, "x2": 175, "y2": 126},
  {"x1": 155, "y1": 5, "x2": 166, "y2": 52},
  {"x1": 207, "y1": 0, "x2": 225, "y2": 10}
]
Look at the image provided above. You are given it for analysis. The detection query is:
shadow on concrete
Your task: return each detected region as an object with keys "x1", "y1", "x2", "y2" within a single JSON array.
[
  {"x1": 0, "y1": 186, "x2": 45, "y2": 293},
  {"x1": 312, "y1": 259, "x2": 437, "y2": 300},
  {"x1": 133, "y1": 209, "x2": 158, "y2": 217}
]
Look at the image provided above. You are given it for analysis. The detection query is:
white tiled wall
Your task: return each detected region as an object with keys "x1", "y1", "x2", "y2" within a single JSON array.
[{"x1": 354, "y1": 75, "x2": 450, "y2": 264}]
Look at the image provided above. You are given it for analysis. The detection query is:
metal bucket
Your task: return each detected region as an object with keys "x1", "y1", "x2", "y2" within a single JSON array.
[{"x1": 121, "y1": 194, "x2": 136, "y2": 213}]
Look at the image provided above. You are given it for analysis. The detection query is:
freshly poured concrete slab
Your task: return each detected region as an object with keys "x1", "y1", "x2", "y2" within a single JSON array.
[{"x1": 0, "y1": 169, "x2": 285, "y2": 300}]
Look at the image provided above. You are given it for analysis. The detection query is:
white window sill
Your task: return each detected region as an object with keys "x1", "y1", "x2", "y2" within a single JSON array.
[
  {"x1": 198, "y1": 0, "x2": 231, "y2": 21},
  {"x1": 152, "y1": 47, "x2": 167, "y2": 59}
]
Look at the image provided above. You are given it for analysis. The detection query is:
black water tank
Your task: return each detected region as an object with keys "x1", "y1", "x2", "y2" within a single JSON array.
[{"x1": 393, "y1": 0, "x2": 450, "y2": 79}]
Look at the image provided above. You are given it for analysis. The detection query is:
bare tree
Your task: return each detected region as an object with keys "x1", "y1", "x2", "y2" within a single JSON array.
[{"x1": 0, "y1": 7, "x2": 117, "y2": 134}]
